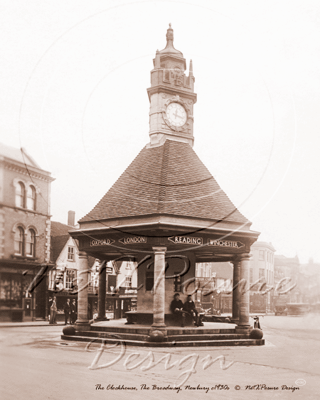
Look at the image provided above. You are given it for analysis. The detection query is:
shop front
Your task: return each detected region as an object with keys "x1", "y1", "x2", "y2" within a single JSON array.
[{"x1": 0, "y1": 261, "x2": 50, "y2": 322}]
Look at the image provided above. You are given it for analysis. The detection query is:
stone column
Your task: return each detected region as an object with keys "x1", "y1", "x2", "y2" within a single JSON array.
[
  {"x1": 151, "y1": 247, "x2": 166, "y2": 330},
  {"x1": 236, "y1": 253, "x2": 252, "y2": 332},
  {"x1": 96, "y1": 261, "x2": 107, "y2": 321},
  {"x1": 76, "y1": 251, "x2": 91, "y2": 331},
  {"x1": 232, "y1": 258, "x2": 241, "y2": 322}
]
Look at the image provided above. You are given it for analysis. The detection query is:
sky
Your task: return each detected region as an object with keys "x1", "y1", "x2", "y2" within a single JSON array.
[{"x1": 1, "y1": 0, "x2": 320, "y2": 263}]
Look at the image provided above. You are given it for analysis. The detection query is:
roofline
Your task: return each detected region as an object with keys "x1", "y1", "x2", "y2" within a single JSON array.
[
  {"x1": 79, "y1": 212, "x2": 251, "y2": 228},
  {"x1": 0, "y1": 156, "x2": 54, "y2": 181},
  {"x1": 71, "y1": 219, "x2": 260, "y2": 239}
]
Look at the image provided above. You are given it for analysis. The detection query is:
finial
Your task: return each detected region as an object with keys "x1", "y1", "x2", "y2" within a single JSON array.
[
  {"x1": 189, "y1": 59, "x2": 193, "y2": 73},
  {"x1": 166, "y1": 23, "x2": 174, "y2": 45}
]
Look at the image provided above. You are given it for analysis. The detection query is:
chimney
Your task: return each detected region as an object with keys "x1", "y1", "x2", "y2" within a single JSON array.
[{"x1": 68, "y1": 210, "x2": 75, "y2": 227}]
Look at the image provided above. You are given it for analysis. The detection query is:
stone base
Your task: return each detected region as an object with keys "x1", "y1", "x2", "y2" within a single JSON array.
[
  {"x1": 75, "y1": 321, "x2": 91, "y2": 332},
  {"x1": 235, "y1": 325, "x2": 252, "y2": 334},
  {"x1": 125, "y1": 311, "x2": 195, "y2": 326},
  {"x1": 95, "y1": 317, "x2": 108, "y2": 322},
  {"x1": 150, "y1": 325, "x2": 167, "y2": 336}
]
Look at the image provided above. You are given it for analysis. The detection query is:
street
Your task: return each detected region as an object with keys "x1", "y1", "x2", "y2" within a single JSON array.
[{"x1": 0, "y1": 315, "x2": 319, "y2": 399}]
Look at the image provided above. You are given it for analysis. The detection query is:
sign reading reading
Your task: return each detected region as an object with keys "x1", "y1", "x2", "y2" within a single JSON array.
[
  {"x1": 168, "y1": 236, "x2": 203, "y2": 245},
  {"x1": 90, "y1": 239, "x2": 115, "y2": 247},
  {"x1": 119, "y1": 237, "x2": 147, "y2": 245},
  {"x1": 207, "y1": 239, "x2": 245, "y2": 249}
]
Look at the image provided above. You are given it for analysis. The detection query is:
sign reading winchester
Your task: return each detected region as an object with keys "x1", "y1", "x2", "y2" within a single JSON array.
[
  {"x1": 90, "y1": 238, "x2": 115, "y2": 246},
  {"x1": 168, "y1": 236, "x2": 203, "y2": 245},
  {"x1": 119, "y1": 236, "x2": 147, "y2": 245},
  {"x1": 207, "y1": 239, "x2": 245, "y2": 249}
]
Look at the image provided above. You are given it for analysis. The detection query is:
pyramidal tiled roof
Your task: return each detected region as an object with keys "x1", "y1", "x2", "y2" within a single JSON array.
[{"x1": 79, "y1": 139, "x2": 248, "y2": 225}]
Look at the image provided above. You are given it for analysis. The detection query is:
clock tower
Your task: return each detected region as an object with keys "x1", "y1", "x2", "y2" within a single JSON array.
[{"x1": 147, "y1": 24, "x2": 197, "y2": 147}]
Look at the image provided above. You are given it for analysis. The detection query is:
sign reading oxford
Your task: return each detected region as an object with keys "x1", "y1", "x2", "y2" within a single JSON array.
[
  {"x1": 90, "y1": 238, "x2": 115, "y2": 247},
  {"x1": 168, "y1": 236, "x2": 203, "y2": 245},
  {"x1": 207, "y1": 239, "x2": 245, "y2": 249}
]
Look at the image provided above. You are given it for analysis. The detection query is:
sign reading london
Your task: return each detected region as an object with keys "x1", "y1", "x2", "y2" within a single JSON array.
[
  {"x1": 207, "y1": 239, "x2": 245, "y2": 249},
  {"x1": 119, "y1": 236, "x2": 147, "y2": 245},
  {"x1": 90, "y1": 238, "x2": 115, "y2": 247},
  {"x1": 168, "y1": 236, "x2": 203, "y2": 245}
]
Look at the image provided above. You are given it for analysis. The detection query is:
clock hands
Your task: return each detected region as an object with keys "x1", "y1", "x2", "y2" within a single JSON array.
[{"x1": 173, "y1": 109, "x2": 184, "y2": 120}]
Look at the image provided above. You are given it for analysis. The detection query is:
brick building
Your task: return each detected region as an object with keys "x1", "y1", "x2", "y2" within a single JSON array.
[{"x1": 0, "y1": 143, "x2": 54, "y2": 322}]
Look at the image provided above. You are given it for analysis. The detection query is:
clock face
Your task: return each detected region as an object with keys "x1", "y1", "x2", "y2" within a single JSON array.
[{"x1": 166, "y1": 103, "x2": 187, "y2": 127}]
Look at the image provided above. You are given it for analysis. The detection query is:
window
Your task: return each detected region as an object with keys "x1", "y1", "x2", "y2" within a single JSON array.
[
  {"x1": 67, "y1": 247, "x2": 75, "y2": 261},
  {"x1": 15, "y1": 182, "x2": 25, "y2": 208},
  {"x1": 259, "y1": 268, "x2": 265, "y2": 279},
  {"x1": 125, "y1": 276, "x2": 132, "y2": 288},
  {"x1": 259, "y1": 250, "x2": 265, "y2": 261},
  {"x1": 14, "y1": 227, "x2": 24, "y2": 255},
  {"x1": 27, "y1": 186, "x2": 36, "y2": 210},
  {"x1": 0, "y1": 273, "x2": 22, "y2": 309},
  {"x1": 26, "y1": 229, "x2": 36, "y2": 257},
  {"x1": 65, "y1": 270, "x2": 77, "y2": 290},
  {"x1": 250, "y1": 268, "x2": 253, "y2": 283}
]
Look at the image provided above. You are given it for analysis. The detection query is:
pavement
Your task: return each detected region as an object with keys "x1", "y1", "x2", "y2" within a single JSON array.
[{"x1": 0, "y1": 314, "x2": 319, "y2": 400}]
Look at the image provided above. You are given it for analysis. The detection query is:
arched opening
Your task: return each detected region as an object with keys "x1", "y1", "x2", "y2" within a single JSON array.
[
  {"x1": 15, "y1": 182, "x2": 25, "y2": 208},
  {"x1": 26, "y1": 229, "x2": 36, "y2": 257},
  {"x1": 14, "y1": 227, "x2": 25, "y2": 255},
  {"x1": 27, "y1": 185, "x2": 36, "y2": 210}
]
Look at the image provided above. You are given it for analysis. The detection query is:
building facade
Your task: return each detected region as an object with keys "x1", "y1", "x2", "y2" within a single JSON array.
[
  {"x1": 249, "y1": 241, "x2": 276, "y2": 313},
  {"x1": 195, "y1": 262, "x2": 233, "y2": 314},
  {"x1": 0, "y1": 143, "x2": 54, "y2": 322},
  {"x1": 50, "y1": 219, "x2": 137, "y2": 321}
]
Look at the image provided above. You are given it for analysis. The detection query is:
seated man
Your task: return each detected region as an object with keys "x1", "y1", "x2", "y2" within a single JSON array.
[
  {"x1": 170, "y1": 293, "x2": 186, "y2": 327},
  {"x1": 183, "y1": 295, "x2": 203, "y2": 327}
]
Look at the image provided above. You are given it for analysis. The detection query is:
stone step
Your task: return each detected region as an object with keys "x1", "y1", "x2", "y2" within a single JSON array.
[
  {"x1": 76, "y1": 330, "x2": 150, "y2": 341},
  {"x1": 90, "y1": 326, "x2": 236, "y2": 335},
  {"x1": 91, "y1": 326, "x2": 150, "y2": 334},
  {"x1": 167, "y1": 333, "x2": 249, "y2": 341},
  {"x1": 61, "y1": 334, "x2": 264, "y2": 347},
  {"x1": 166, "y1": 328, "x2": 235, "y2": 335},
  {"x1": 75, "y1": 331, "x2": 247, "y2": 343}
]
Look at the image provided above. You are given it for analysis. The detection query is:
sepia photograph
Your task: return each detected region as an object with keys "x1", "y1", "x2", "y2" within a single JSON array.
[{"x1": 0, "y1": 1, "x2": 319, "y2": 399}]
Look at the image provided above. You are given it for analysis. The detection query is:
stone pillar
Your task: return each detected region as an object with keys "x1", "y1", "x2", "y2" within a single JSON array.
[
  {"x1": 96, "y1": 261, "x2": 107, "y2": 321},
  {"x1": 76, "y1": 251, "x2": 91, "y2": 331},
  {"x1": 236, "y1": 253, "x2": 252, "y2": 332},
  {"x1": 232, "y1": 258, "x2": 241, "y2": 322},
  {"x1": 151, "y1": 247, "x2": 166, "y2": 330}
]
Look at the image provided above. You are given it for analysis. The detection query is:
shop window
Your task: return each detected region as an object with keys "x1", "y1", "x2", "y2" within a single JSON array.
[
  {"x1": 14, "y1": 227, "x2": 24, "y2": 255},
  {"x1": 67, "y1": 246, "x2": 75, "y2": 261},
  {"x1": 26, "y1": 229, "x2": 36, "y2": 257},
  {"x1": 145, "y1": 271, "x2": 154, "y2": 291},
  {"x1": 27, "y1": 185, "x2": 36, "y2": 210},
  {"x1": 259, "y1": 250, "x2": 265, "y2": 261},
  {"x1": 0, "y1": 273, "x2": 22, "y2": 309},
  {"x1": 15, "y1": 182, "x2": 25, "y2": 208}
]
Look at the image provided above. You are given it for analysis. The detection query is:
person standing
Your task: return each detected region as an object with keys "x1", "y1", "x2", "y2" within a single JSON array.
[
  {"x1": 70, "y1": 299, "x2": 77, "y2": 324},
  {"x1": 49, "y1": 296, "x2": 57, "y2": 324},
  {"x1": 64, "y1": 298, "x2": 71, "y2": 325}
]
